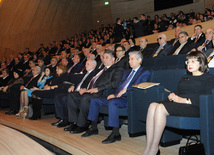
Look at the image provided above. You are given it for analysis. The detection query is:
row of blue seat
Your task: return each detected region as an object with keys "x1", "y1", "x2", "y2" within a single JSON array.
[
  {"x1": 100, "y1": 68, "x2": 214, "y2": 155},
  {"x1": 143, "y1": 54, "x2": 186, "y2": 70}
]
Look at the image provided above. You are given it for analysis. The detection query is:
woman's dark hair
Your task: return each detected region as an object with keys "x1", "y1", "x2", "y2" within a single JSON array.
[
  {"x1": 44, "y1": 67, "x2": 54, "y2": 77},
  {"x1": 186, "y1": 51, "x2": 209, "y2": 73}
]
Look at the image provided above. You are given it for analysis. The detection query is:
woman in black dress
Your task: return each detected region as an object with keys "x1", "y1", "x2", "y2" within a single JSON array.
[
  {"x1": 142, "y1": 51, "x2": 214, "y2": 155},
  {"x1": 29, "y1": 63, "x2": 68, "y2": 120}
]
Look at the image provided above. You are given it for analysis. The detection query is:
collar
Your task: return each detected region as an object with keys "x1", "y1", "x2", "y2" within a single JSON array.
[{"x1": 132, "y1": 66, "x2": 141, "y2": 72}]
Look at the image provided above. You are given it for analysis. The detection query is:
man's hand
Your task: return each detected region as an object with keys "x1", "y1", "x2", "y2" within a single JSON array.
[
  {"x1": 197, "y1": 46, "x2": 204, "y2": 51},
  {"x1": 116, "y1": 88, "x2": 127, "y2": 98},
  {"x1": 68, "y1": 86, "x2": 75, "y2": 93},
  {"x1": 87, "y1": 88, "x2": 98, "y2": 94},
  {"x1": 79, "y1": 88, "x2": 87, "y2": 95},
  {"x1": 107, "y1": 94, "x2": 115, "y2": 100}
]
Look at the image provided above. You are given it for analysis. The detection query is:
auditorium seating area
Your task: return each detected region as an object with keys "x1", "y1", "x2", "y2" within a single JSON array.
[{"x1": 0, "y1": 3, "x2": 214, "y2": 155}]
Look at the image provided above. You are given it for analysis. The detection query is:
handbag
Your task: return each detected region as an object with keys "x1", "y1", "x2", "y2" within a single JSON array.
[{"x1": 179, "y1": 135, "x2": 205, "y2": 155}]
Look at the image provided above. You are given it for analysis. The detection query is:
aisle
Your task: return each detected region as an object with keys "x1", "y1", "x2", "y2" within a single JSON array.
[{"x1": 0, "y1": 110, "x2": 185, "y2": 155}]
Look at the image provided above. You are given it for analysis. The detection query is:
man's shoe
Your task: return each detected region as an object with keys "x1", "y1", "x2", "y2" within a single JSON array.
[
  {"x1": 8, "y1": 110, "x2": 18, "y2": 115},
  {"x1": 5, "y1": 110, "x2": 12, "y2": 114},
  {"x1": 64, "y1": 124, "x2": 77, "y2": 132},
  {"x1": 57, "y1": 120, "x2": 69, "y2": 128},
  {"x1": 81, "y1": 128, "x2": 98, "y2": 137},
  {"x1": 51, "y1": 119, "x2": 63, "y2": 126},
  {"x1": 70, "y1": 126, "x2": 88, "y2": 134},
  {"x1": 102, "y1": 133, "x2": 121, "y2": 144}
]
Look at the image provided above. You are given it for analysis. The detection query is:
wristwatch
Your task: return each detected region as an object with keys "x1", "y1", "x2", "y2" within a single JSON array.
[{"x1": 186, "y1": 98, "x2": 190, "y2": 104}]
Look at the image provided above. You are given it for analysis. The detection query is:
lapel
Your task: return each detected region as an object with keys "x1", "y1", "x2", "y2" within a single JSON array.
[{"x1": 127, "y1": 66, "x2": 143, "y2": 87}]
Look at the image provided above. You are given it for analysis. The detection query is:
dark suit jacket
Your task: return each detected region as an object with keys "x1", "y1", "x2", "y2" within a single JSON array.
[
  {"x1": 114, "y1": 66, "x2": 150, "y2": 97},
  {"x1": 0, "y1": 76, "x2": 11, "y2": 87},
  {"x1": 204, "y1": 48, "x2": 214, "y2": 57},
  {"x1": 191, "y1": 33, "x2": 205, "y2": 49},
  {"x1": 152, "y1": 43, "x2": 173, "y2": 57},
  {"x1": 79, "y1": 70, "x2": 97, "y2": 89},
  {"x1": 24, "y1": 74, "x2": 40, "y2": 89},
  {"x1": 21, "y1": 60, "x2": 30, "y2": 72},
  {"x1": 202, "y1": 40, "x2": 214, "y2": 52},
  {"x1": 115, "y1": 56, "x2": 130, "y2": 69},
  {"x1": 68, "y1": 63, "x2": 84, "y2": 76},
  {"x1": 93, "y1": 64, "x2": 124, "y2": 93},
  {"x1": 113, "y1": 24, "x2": 124, "y2": 43},
  {"x1": 169, "y1": 41, "x2": 195, "y2": 55},
  {"x1": 134, "y1": 21, "x2": 145, "y2": 38},
  {"x1": 168, "y1": 38, "x2": 180, "y2": 48},
  {"x1": 140, "y1": 46, "x2": 153, "y2": 58}
]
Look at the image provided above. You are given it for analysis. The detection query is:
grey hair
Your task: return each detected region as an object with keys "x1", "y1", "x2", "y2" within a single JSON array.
[
  {"x1": 160, "y1": 34, "x2": 167, "y2": 39},
  {"x1": 35, "y1": 66, "x2": 41, "y2": 73},
  {"x1": 91, "y1": 59, "x2": 97, "y2": 67},
  {"x1": 178, "y1": 31, "x2": 188, "y2": 36},
  {"x1": 129, "y1": 51, "x2": 143, "y2": 64}
]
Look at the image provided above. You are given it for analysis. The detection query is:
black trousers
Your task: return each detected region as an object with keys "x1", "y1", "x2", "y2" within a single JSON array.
[{"x1": 67, "y1": 91, "x2": 102, "y2": 127}]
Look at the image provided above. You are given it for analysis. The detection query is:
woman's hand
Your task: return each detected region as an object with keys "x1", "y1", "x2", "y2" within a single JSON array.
[{"x1": 168, "y1": 93, "x2": 191, "y2": 104}]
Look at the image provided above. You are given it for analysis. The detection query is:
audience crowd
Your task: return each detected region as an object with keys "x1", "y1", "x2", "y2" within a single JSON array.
[{"x1": 0, "y1": 6, "x2": 214, "y2": 148}]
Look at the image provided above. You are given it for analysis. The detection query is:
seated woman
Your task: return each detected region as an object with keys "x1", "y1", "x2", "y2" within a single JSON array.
[
  {"x1": 18, "y1": 67, "x2": 54, "y2": 117},
  {"x1": 29, "y1": 63, "x2": 68, "y2": 120},
  {"x1": 2, "y1": 69, "x2": 24, "y2": 115},
  {"x1": 142, "y1": 51, "x2": 214, "y2": 155}
]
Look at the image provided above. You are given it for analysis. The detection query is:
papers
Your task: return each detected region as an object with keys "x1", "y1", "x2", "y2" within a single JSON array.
[{"x1": 133, "y1": 82, "x2": 160, "y2": 89}]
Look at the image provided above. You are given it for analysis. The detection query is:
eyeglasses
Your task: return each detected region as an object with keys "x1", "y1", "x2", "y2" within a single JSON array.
[
  {"x1": 116, "y1": 50, "x2": 124, "y2": 52},
  {"x1": 157, "y1": 37, "x2": 162, "y2": 41},
  {"x1": 185, "y1": 60, "x2": 199, "y2": 65}
]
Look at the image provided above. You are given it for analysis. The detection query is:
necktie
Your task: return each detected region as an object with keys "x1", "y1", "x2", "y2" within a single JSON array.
[
  {"x1": 87, "y1": 67, "x2": 106, "y2": 89},
  {"x1": 194, "y1": 36, "x2": 199, "y2": 43},
  {"x1": 75, "y1": 72, "x2": 90, "y2": 91},
  {"x1": 173, "y1": 43, "x2": 186, "y2": 55},
  {"x1": 115, "y1": 58, "x2": 120, "y2": 63},
  {"x1": 173, "y1": 38, "x2": 178, "y2": 46},
  {"x1": 67, "y1": 64, "x2": 75, "y2": 73},
  {"x1": 153, "y1": 46, "x2": 162, "y2": 57},
  {"x1": 207, "y1": 50, "x2": 214, "y2": 62},
  {"x1": 117, "y1": 70, "x2": 136, "y2": 93}
]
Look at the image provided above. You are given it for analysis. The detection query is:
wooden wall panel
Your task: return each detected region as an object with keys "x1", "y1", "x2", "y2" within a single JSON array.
[{"x1": 0, "y1": 0, "x2": 92, "y2": 57}]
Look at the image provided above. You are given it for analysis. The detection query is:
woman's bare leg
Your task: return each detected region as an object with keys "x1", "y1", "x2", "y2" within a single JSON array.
[
  {"x1": 142, "y1": 102, "x2": 159, "y2": 155},
  {"x1": 147, "y1": 104, "x2": 169, "y2": 155},
  {"x1": 23, "y1": 91, "x2": 29, "y2": 106}
]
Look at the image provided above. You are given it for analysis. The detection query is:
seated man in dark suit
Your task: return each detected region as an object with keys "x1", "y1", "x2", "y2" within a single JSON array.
[
  {"x1": 67, "y1": 54, "x2": 84, "y2": 76},
  {"x1": 81, "y1": 51, "x2": 150, "y2": 144},
  {"x1": 139, "y1": 38, "x2": 153, "y2": 58},
  {"x1": 152, "y1": 34, "x2": 173, "y2": 57},
  {"x1": 66, "y1": 50, "x2": 124, "y2": 134},
  {"x1": 128, "y1": 38, "x2": 140, "y2": 51},
  {"x1": 168, "y1": 26, "x2": 183, "y2": 48},
  {"x1": 197, "y1": 28, "x2": 214, "y2": 52},
  {"x1": 190, "y1": 25, "x2": 205, "y2": 49},
  {"x1": 169, "y1": 31, "x2": 194, "y2": 55},
  {"x1": 115, "y1": 45, "x2": 129, "y2": 69},
  {"x1": 0, "y1": 69, "x2": 11, "y2": 87},
  {"x1": 52, "y1": 59, "x2": 97, "y2": 128}
]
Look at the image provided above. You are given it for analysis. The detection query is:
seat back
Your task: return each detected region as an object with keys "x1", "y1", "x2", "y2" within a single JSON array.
[
  {"x1": 143, "y1": 55, "x2": 186, "y2": 70},
  {"x1": 149, "y1": 69, "x2": 186, "y2": 92}
]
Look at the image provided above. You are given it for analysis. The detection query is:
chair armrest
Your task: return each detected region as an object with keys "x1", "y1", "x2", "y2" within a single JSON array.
[
  {"x1": 199, "y1": 92, "x2": 214, "y2": 155},
  {"x1": 128, "y1": 86, "x2": 167, "y2": 122}
]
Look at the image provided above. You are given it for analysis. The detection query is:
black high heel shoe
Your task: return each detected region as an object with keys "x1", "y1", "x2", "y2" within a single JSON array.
[{"x1": 156, "y1": 149, "x2": 160, "y2": 155}]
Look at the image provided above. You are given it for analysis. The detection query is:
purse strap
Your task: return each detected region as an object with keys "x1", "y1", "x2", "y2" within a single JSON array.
[{"x1": 186, "y1": 135, "x2": 200, "y2": 146}]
